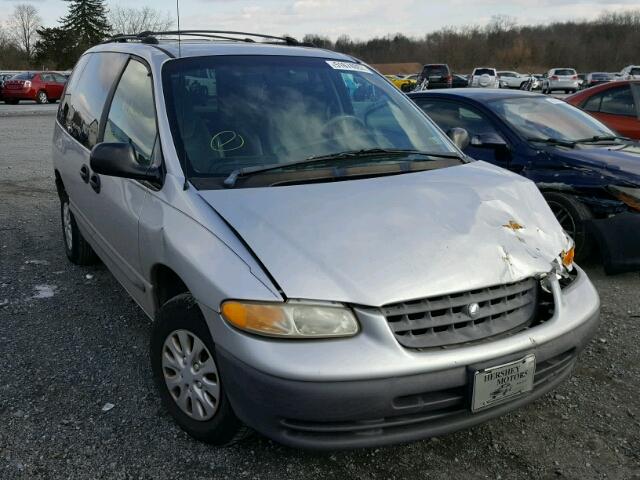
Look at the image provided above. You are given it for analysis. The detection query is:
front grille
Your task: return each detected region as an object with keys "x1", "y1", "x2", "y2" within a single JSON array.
[{"x1": 383, "y1": 278, "x2": 539, "y2": 349}]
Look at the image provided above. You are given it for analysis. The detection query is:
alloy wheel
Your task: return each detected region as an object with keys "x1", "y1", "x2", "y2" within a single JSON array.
[
  {"x1": 38, "y1": 92, "x2": 48, "y2": 104},
  {"x1": 161, "y1": 329, "x2": 221, "y2": 421}
]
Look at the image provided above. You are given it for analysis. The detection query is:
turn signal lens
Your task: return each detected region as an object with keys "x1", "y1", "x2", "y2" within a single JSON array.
[
  {"x1": 220, "y1": 301, "x2": 359, "y2": 338},
  {"x1": 561, "y1": 246, "x2": 575, "y2": 268}
]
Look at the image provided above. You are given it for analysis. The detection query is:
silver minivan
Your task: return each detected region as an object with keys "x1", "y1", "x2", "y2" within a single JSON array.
[{"x1": 52, "y1": 31, "x2": 600, "y2": 449}]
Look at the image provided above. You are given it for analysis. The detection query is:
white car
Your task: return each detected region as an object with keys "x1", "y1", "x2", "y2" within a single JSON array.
[
  {"x1": 542, "y1": 68, "x2": 579, "y2": 94},
  {"x1": 497, "y1": 71, "x2": 528, "y2": 89},
  {"x1": 619, "y1": 65, "x2": 640, "y2": 80},
  {"x1": 470, "y1": 67, "x2": 499, "y2": 88}
]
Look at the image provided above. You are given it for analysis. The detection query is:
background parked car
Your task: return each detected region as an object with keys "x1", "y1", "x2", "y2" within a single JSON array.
[
  {"x1": 2, "y1": 71, "x2": 67, "y2": 104},
  {"x1": 497, "y1": 71, "x2": 528, "y2": 89},
  {"x1": 452, "y1": 73, "x2": 469, "y2": 88},
  {"x1": 409, "y1": 89, "x2": 640, "y2": 273},
  {"x1": 0, "y1": 73, "x2": 14, "y2": 100},
  {"x1": 619, "y1": 65, "x2": 640, "y2": 81},
  {"x1": 469, "y1": 67, "x2": 499, "y2": 88},
  {"x1": 584, "y1": 72, "x2": 613, "y2": 88},
  {"x1": 542, "y1": 68, "x2": 579, "y2": 94},
  {"x1": 384, "y1": 74, "x2": 416, "y2": 92},
  {"x1": 566, "y1": 81, "x2": 640, "y2": 140},
  {"x1": 416, "y1": 64, "x2": 452, "y2": 89},
  {"x1": 533, "y1": 74, "x2": 545, "y2": 90},
  {"x1": 577, "y1": 73, "x2": 586, "y2": 89}
]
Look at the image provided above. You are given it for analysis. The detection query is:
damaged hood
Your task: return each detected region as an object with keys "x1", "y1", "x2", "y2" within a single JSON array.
[
  {"x1": 198, "y1": 162, "x2": 571, "y2": 306},
  {"x1": 552, "y1": 145, "x2": 640, "y2": 183}
]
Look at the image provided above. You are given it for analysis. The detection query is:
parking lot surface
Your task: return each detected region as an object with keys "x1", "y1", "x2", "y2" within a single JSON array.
[{"x1": 0, "y1": 106, "x2": 639, "y2": 479}]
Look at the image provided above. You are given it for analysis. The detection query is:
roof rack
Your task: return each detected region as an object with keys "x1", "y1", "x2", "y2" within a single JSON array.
[{"x1": 102, "y1": 30, "x2": 312, "y2": 47}]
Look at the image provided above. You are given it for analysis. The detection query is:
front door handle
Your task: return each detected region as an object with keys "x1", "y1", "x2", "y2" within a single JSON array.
[
  {"x1": 79, "y1": 164, "x2": 90, "y2": 183},
  {"x1": 89, "y1": 173, "x2": 101, "y2": 193}
]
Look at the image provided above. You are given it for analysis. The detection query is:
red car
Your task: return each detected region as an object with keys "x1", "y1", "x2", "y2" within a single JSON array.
[
  {"x1": 565, "y1": 81, "x2": 640, "y2": 140},
  {"x1": 2, "y1": 71, "x2": 67, "y2": 104}
]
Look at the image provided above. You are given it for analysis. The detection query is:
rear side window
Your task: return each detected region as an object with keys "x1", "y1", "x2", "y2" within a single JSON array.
[
  {"x1": 103, "y1": 59, "x2": 158, "y2": 166},
  {"x1": 414, "y1": 99, "x2": 499, "y2": 137},
  {"x1": 600, "y1": 86, "x2": 636, "y2": 117},
  {"x1": 58, "y1": 52, "x2": 128, "y2": 149},
  {"x1": 12, "y1": 72, "x2": 35, "y2": 80}
]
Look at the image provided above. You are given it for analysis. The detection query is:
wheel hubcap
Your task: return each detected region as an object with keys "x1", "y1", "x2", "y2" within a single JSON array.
[
  {"x1": 162, "y1": 329, "x2": 220, "y2": 421},
  {"x1": 39, "y1": 92, "x2": 47, "y2": 103},
  {"x1": 63, "y1": 203, "x2": 73, "y2": 249}
]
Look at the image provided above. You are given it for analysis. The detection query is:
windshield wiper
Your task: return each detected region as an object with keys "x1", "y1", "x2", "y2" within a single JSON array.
[
  {"x1": 223, "y1": 148, "x2": 461, "y2": 188},
  {"x1": 527, "y1": 137, "x2": 576, "y2": 148},
  {"x1": 571, "y1": 135, "x2": 630, "y2": 144}
]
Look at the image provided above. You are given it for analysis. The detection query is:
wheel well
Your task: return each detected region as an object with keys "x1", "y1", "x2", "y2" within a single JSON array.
[
  {"x1": 152, "y1": 265, "x2": 189, "y2": 310},
  {"x1": 54, "y1": 170, "x2": 67, "y2": 200}
]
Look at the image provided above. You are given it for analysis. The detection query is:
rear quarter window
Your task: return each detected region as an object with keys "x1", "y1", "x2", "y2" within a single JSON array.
[{"x1": 58, "y1": 52, "x2": 128, "y2": 149}]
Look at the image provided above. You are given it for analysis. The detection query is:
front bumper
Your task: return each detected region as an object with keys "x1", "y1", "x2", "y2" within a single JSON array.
[{"x1": 208, "y1": 268, "x2": 600, "y2": 449}]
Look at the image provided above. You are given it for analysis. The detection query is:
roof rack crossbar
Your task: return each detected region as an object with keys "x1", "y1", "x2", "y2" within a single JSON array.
[{"x1": 102, "y1": 30, "x2": 306, "y2": 46}]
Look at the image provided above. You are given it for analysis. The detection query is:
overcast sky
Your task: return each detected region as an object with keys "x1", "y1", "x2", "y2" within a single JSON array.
[{"x1": 2, "y1": 0, "x2": 639, "y2": 40}]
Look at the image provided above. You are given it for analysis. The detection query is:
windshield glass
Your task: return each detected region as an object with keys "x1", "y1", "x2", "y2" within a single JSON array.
[
  {"x1": 488, "y1": 96, "x2": 615, "y2": 142},
  {"x1": 162, "y1": 55, "x2": 456, "y2": 183}
]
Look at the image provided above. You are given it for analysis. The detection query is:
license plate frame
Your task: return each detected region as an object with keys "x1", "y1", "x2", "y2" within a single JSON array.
[{"x1": 471, "y1": 354, "x2": 536, "y2": 413}]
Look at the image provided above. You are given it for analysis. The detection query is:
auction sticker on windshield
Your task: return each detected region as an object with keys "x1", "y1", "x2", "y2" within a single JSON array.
[
  {"x1": 471, "y1": 354, "x2": 535, "y2": 412},
  {"x1": 326, "y1": 60, "x2": 372, "y2": 74}
]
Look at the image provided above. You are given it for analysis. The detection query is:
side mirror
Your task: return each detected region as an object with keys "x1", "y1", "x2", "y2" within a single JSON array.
[
  {"x1": 447, "y1": 127, "x2": 470, "y2": 150},
  {"x1": 470, "y1": 132, "x2": 508, "y2": 149},
  {"x1": 90, "y1": 142, "x2": 162, "y2": 184}
]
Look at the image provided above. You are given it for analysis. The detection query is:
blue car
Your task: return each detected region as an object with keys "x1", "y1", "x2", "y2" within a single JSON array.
[{"x1": 409, "y1": 88, "x2": 640, "y2": 273}]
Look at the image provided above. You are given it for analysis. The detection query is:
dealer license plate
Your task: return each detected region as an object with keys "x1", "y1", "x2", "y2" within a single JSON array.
[{"x1": 471, "y1": 354, "x2": 535, "y2": 412}]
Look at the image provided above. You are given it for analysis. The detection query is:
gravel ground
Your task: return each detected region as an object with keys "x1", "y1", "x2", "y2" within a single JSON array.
[{"x1": 0, "y1": 111, "x2": 639, "y2": 480}]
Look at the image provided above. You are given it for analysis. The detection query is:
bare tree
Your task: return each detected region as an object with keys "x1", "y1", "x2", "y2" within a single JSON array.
[
  {"x1": 108, "y1": 6, "x2": 174, "y2": 35},
  {"x1": 7, "y1": 3, "x2": 41, "y2": 60}
]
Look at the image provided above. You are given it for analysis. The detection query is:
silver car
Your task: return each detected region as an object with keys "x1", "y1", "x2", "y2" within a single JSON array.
[
  {"x1": 542, "y1": 68, "x2": 580, "y2": 94},
  {"x1": 52, "y1": 31, "x2": 600, "y2": 450}
]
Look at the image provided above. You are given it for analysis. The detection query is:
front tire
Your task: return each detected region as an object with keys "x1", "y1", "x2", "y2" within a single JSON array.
[
  {"x1": 60, "y1": 196, "x2": 98, "y2": 265},
  {"x1": 150, "y1": 293, "x2": 249, "y2": 446},
  {"x1": 543, "y1": 192, "x2": 594, "y2": 260}
]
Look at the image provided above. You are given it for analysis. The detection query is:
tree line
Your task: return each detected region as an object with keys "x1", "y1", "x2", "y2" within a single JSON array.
[
  {"x1": 304, "y1": 11, "x2": 640, "y2": 73},
  {"x1": 1, "y1": 4, "x2": 639, "y2": 73},
  {"x1": 0, "y1": 0, "x2": 173, "y2": 70}
]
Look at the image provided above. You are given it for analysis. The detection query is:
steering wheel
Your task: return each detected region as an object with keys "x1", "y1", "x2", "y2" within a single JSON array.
[{"x1": 321, "y1": 115, "x2": 369, "y2": 139}]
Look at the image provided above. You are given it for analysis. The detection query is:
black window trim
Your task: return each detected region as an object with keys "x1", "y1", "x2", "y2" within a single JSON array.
[{"x1": 99, "y1": 53, "x2": 165, "y2": 190}]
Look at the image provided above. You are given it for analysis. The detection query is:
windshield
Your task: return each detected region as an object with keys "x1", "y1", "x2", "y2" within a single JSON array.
[
  {"x1": 488, "y1": 96, "x2": 615, "y2": 142},
  {"x1": 162, "y1": 55, "x2": 456, "y2": 184}
]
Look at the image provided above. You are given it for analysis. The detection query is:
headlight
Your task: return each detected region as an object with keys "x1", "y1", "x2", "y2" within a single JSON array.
[
  {"x1": 608, "y1": 185, "x2": 640, "y2": 212},
  {"x1": 220, "y1": 301, "x2": 359, "y2": 338}
]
